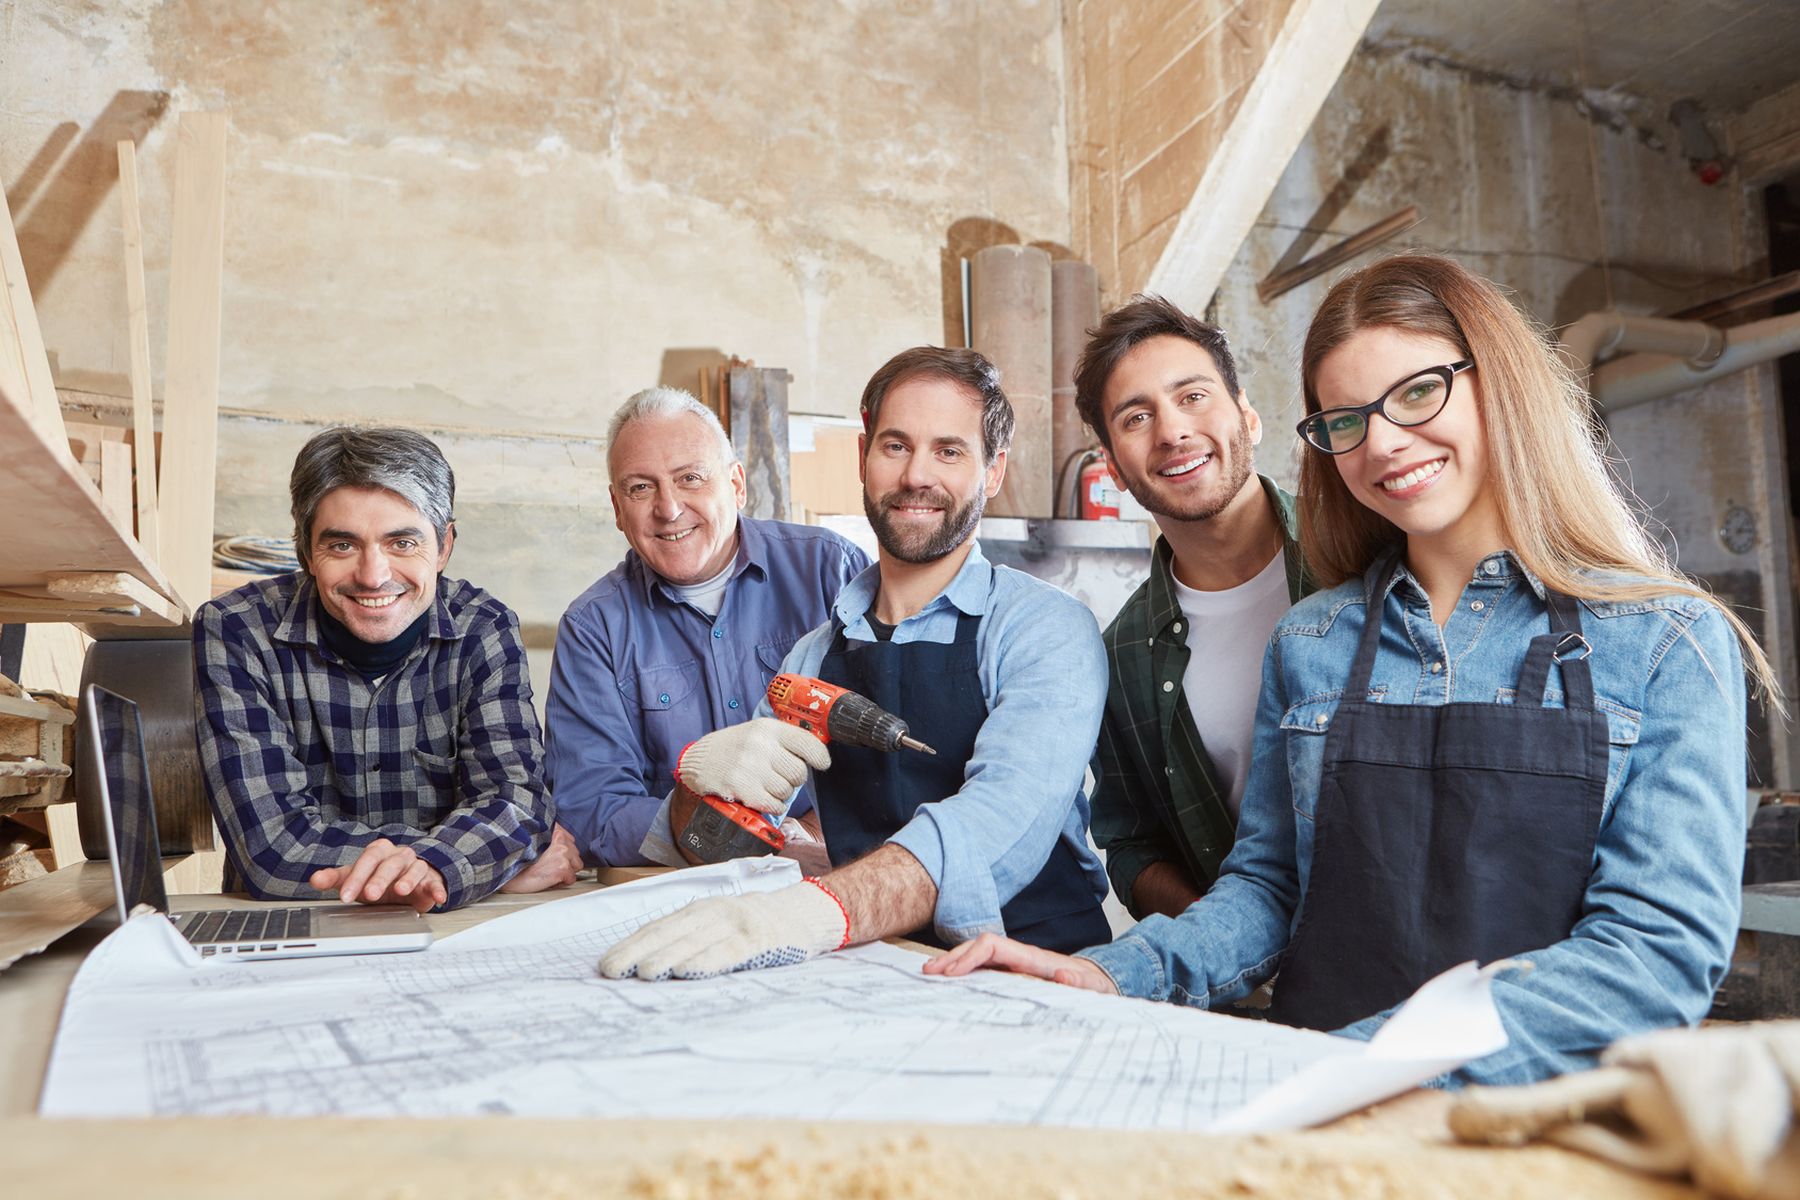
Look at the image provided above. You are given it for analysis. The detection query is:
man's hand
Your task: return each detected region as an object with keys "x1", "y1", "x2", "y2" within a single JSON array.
[
  {"x1": 599, "y1": 880, "x2": 848, "y2": 980},
  {"x1": 501, "y1": 823, "x2": 584, "y2": 894},
  {"x1": 922, "y1": 932, "x2": 1119, "y2": 994},
  {"x1": 675, "y1": 718, "x2": 831, "y2": 813},
  {"x1": 310, "y1": 838, "x2": 447, "y2": 913}
]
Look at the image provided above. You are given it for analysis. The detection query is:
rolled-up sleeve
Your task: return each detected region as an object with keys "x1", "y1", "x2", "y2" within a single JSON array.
[{"x1": 887, "y1": 590, "x2": 1107, "y2": 942}]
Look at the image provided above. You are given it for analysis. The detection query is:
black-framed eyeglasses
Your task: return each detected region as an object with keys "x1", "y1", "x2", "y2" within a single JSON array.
[{"x1": 1295, "y1": 360, "x2": 1474, "y2": 454}]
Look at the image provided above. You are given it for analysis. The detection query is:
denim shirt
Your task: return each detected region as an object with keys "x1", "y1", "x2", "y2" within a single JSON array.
[
  {"x1": 545, "y1": 518, "x2": 867, "y2": 865},
  {"x1": 770, "y1": 543, "x2": 1111, "y2": 943},
  {"x1": 1081, "y1": 550, "x2": 1748, "y2": 1087}
]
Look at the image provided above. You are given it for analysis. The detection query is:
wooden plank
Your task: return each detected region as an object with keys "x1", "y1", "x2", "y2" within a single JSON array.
[
  {"x1": 1256, "y1": 206, "x2": 1423, "y2": 304},
  {"x1": 99, "y1": 438, "x2": 133, "y2": 532},
  {"x1": 0, "y1": 373, "x2": 182, "y2": 617},
  {"x1": 158, "y1": 112, "x2": 229, "y2": 612},
  {"x1": 1144, "y1": 0, "x2": 1382, "y2": 308},
  {"x1": 0, "y1": 167, "x2": 67, "y2": 450},
  {"x1": 0, "y1": 860, "x2": 115, "y2": 973},
  {"x1": 117, "y1": 140, "x2": 162, "y2": 564},
  {"x1": 0, "y1": 693, "x2": 75, "y2": 727}
]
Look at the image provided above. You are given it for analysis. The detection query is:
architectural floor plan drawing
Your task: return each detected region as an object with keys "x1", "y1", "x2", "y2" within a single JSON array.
[{"x1": 39, "y1": 860, "x2": 1508, "y2": 1129}]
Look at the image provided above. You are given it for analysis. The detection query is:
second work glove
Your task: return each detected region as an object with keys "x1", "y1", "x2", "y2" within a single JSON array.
[
  {"x1": 598, "y1": 879, "x2": 851, "y2": 980},
  {"x1": 675, "y1": 718, "x2": 831, "y2": 814}
]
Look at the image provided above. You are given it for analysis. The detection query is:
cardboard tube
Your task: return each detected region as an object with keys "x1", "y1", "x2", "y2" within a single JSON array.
[
  {"x1": 1051, "y1": 260, "x2": 1101, "y2": 512},
  {"x1": 971, "y1": 245, "x2": 1053, "y2": 518}
]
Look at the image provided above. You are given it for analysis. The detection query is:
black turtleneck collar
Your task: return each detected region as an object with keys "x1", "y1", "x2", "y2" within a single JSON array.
[{"x1": 316, "y1": 599, "x2": 430, "y2": 681}]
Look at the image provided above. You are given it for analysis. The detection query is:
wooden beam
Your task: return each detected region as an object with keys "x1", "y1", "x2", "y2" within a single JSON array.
[
  {"x1": 1256, "y1": 206, "x2": 1422, "y2": 304},
  {"x1": 1145, "y1": 0, "x2": 1382, "y2": 309},
  {"x1": 117, "y1": 139, "x2": 161, "y2": 563},
  {"x1": 158, "y1": 112, "x2": 228, "y2": 612},
  {"x1": 1728, "y1": 77, "x2": 1800, "y2": 188},
  {"x1": 0, "y1": 164, "x2": 67, "y2": 450}
]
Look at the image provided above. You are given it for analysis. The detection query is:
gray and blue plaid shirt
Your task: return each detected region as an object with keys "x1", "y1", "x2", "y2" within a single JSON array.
[{"x1": 194, "y1": 572, "x2": 553, "y2": 909}]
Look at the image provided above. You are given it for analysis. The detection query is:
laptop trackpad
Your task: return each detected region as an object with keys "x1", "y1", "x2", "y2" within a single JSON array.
[{"x1": 313, "y1": 905, "x2": 432, "y2": 936}]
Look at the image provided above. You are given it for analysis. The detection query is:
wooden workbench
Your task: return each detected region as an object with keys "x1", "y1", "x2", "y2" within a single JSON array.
[{"x1": 0, "y1": 869, "x2": 1696, "y2": 1199}]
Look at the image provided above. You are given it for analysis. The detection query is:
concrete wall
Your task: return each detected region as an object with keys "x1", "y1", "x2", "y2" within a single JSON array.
[
  {"x1": 1151, "y1": 45, "x2": 1798, "y2": 784},
  {"x1": 3, "y1": 0, "x2": 1072, "y2": 664}
]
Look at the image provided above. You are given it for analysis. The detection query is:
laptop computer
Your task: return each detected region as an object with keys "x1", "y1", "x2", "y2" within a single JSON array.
[{"x1": 83, "y1": 683, "x2": 432, "y2": 960}]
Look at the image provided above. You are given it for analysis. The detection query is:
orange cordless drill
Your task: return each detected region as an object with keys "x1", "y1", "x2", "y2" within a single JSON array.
[{"x1": 676, "y1": 673, "x2": 935, "y2": 864}]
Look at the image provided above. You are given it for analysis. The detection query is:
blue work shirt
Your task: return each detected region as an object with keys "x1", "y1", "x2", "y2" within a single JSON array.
[
  {"x1": 1081, "y1": 550, "x2": 1748, "y2": 1087},
  {"x1": 771, "y1": 543, "x2": 1111, "y2": 943},
  {"x1": 545, "y1": 517, "x2": 867, "y2": 865}
]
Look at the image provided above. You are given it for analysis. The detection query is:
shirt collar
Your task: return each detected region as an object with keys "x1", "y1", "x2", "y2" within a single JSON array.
[
  {"x1": 634, "y1": 519, "x2": 757, "y2": 607},
  {"x1": 1365, "y1": 547, "x2": 1548, "y2": 605},
  {"x1": 1146, "y1": 474, "x2": 1299, "y2": 635},
  {"x1": 273, "y1": 573, "x2": 458, "y2": 648},
  {"x1": 833, "y1": 540, "x2": 993, "y2": 629}
]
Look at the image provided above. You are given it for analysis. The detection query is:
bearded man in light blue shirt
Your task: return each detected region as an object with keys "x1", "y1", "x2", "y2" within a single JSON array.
[{"x1": 601, "y1": 347, "x2": 1112, "y2": 981}]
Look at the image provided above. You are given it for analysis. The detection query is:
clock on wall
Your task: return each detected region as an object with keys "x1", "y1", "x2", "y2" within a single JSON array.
[{"x1": 1719, "y1": 502, "x2": 1757, "y2": 555}]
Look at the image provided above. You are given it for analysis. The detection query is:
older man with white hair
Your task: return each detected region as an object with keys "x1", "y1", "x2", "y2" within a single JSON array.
[{"x1": 545, "y1": 387, "x2": 868, "y2": 865}]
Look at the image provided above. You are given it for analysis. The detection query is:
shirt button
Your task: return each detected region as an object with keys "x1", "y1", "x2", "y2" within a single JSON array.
[
  {"x1": 1147, "y1": 637, "x2": 1155, "y2": 648},
  {"x1": 712, "y1": 628, "x2": 724, "y2": 639},
  {"x1": 1429, "y1": 662, "x2": 1443, "y2": 674},
  {"x1": 1314, "y1": 713, "x2": 1327, "y2": 726},
  {"x1": 1162, "y1": 680, "x2": 1175, "y2": 693},
  {"x1": 1172, "y1": 622, "x2": 1183, "y2": 634},
  {"x1": 728, "y1": 698, "x2": 740, "y2": 709},
  {"x1": 1166, "y1": 767, "x2": 1174, "y2": 776},
  {"x1": 1470, "y1": 600, "x2": 1485, "y2": 612},
  {"x1": 659, "y1": 692, "x2": 671, "y2": 705},
  {"x1": 1484, "y1": 561, "x2": 1500, "y2": 575}
]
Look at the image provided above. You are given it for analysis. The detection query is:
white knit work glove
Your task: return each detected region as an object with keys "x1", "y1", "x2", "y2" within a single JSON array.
[
  {"x1": 675, "y1": 718, "x2": 831, "y2": 814},
  {"x1": 598, "y1": 879, "x2": 850, "y2": 981}
]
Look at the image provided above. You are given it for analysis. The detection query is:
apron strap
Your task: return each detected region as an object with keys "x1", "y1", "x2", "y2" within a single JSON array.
[
  {"x1": 1345, "y1": 550, "x2": 1406, "y2": 698},
  {"x1": 1513, "y1": 590, "x2": 1594, "y2": 710}
]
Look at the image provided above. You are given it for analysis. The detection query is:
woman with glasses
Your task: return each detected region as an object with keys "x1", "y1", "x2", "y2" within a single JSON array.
[{"x1": 929, "y1": 253, "x2": 1780, "y2": 1086}]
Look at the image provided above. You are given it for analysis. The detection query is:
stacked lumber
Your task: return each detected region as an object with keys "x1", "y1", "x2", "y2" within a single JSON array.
[{"x1": 0, "y1": 674, "x2": 75, "y2": 891}]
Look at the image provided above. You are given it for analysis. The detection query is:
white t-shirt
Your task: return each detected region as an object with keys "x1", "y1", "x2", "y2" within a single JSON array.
[
  {"x1": 1171, "y1": 548, "x2": 1292, "y2": 818},
  {"x1": 668, "y1": 561, "x2": 735, "y2": 617}
]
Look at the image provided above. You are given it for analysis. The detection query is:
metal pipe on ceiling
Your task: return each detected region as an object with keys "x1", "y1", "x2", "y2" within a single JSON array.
[{"x1": 1590, "y1": 311, "x2": 1800, "y2": 414}]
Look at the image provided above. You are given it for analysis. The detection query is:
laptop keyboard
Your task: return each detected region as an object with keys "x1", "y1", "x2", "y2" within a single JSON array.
[{"x1": 181, "y1": 907, "x2": 313, "y2": 951}]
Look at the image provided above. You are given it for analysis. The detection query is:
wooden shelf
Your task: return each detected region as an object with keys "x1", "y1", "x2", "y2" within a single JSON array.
[{"x1": 0, "y1": 381, "x2": 186, "y2": 629}]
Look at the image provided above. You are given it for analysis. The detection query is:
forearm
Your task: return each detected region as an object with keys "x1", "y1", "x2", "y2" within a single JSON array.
[
  {"x1": 822, "y1": 843, "x2": 938, "y2": 945},
  {"x1": 1129, "y1": 860, "x2": 1204, "y2": 920}
]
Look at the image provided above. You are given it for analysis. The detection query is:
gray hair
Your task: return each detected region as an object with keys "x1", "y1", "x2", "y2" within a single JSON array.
[
  {"x1": 607, "y1": 386, "x2": 735, "y2": 471},
  {"x1": 290, "y1": 426, "x2": 456, "y2": 564}
]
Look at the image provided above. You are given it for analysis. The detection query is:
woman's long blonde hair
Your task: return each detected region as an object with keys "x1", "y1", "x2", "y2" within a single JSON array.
[{"x1": 1296, "y1": 252, "x2": 1781, "y2": 703}]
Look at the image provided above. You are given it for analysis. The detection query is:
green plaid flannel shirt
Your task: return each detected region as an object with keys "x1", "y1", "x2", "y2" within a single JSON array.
[{"x1": 1091, "y1": 476, "x2": 1312, "y2": 917}]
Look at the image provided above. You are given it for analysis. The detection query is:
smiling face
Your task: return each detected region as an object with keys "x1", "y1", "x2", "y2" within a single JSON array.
[
  {"x1": 609, "y1": 412, "x2": 747, "y2": 586},
  {"x1": 1098, "y1": 334, "x2": 1260, "y2": 522},
  {"x1": 1311, "y1": 326, "x2": 1502, "y2": 554},
  {"x1": 305, "y1": 486, "x2": 452, "y2": 643},
  {"x1": 860, "y1": 373, "x2": 1005, "y2": 564}
]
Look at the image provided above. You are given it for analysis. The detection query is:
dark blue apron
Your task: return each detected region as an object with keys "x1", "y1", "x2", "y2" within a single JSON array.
[
  {"x1": 1268, "y1": 553, "x2": 1608, "y2": 1030},
  {"x1": 814, "y1": 611, "x2": 1111, "y2": 954}
]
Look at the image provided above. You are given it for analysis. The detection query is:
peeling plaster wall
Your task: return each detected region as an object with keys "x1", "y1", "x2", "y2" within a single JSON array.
[
  {"x1": 2, "y1": 0, "x2": 1071, "y2": 667},
  {"x1": 1199, "y1": 48, "x2": 1798, "y2": 784}
]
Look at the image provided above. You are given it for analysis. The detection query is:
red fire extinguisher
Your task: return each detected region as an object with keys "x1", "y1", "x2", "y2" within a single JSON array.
[{"x1": 1079, "y1": 453, "x2": 1121, "y2": 520}]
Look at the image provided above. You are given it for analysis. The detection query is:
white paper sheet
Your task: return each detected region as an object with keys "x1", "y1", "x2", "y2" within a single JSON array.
[{"x1": 40, "y1": 860, "x2": 1512, "y2": 1129}]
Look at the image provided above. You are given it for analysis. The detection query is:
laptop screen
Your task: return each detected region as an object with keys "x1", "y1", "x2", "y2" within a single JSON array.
[{"x1": 84, "y1": 685, "x2": 171, "y2": 923}]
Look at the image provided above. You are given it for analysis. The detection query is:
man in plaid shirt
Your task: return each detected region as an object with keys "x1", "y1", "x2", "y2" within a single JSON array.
[
  {"x1": 1072, "y1": 298, "x2": 1314, "y2": 921},
  {"x1": 195, "y1": 427, "x2": 577, "y2": 911}
]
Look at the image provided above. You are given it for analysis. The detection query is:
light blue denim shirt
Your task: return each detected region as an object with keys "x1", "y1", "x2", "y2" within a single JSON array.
[
  {"x1": 1080, "y1": 550, "x2": 1748, "y2": 1087},
  {"x1": 770, "y1": 542, "x2": 1111, "y2": 943}
]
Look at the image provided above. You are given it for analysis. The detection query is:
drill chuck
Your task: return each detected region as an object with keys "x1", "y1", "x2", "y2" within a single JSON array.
[{"x1": 827, "y1": 691, "x2": 934, "y2": 754}]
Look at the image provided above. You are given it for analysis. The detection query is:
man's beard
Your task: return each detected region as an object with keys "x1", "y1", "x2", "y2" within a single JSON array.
[
  {"x1": 864, "y1": 484, "x2": 986, "y2": 564},
  {"x1": 1122, "y1": 408, "x2": 1255, "y2": 522}
]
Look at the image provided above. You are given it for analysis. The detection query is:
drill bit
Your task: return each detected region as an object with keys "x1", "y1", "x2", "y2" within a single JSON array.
[{"x1": 899, "y1": 734, "x2": 936, "y2": 755}]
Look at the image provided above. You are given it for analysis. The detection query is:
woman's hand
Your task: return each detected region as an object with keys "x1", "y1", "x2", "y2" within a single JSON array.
[{"x1": 922, "y1": 932, "x2": 1119, "y2": 994}]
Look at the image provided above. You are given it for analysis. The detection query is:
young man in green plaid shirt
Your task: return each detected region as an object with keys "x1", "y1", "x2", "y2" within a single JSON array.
[{"x1": 1073, "y1": 298, "x2": 1314, "y2": 921}]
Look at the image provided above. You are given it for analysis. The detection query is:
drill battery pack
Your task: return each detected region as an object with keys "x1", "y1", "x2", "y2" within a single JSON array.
[{"x1": 678, "y1": 791, "x2": 784, "y2": 862}]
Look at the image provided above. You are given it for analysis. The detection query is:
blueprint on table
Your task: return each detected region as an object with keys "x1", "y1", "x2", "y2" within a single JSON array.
[{"x1": 38, "y1": 859, "x2": 1510, "y2": 1130}]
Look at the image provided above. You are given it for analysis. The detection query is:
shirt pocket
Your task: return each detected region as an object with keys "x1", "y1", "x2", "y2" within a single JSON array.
[
  {"x1": 620, "y1": 660, "x2": 701, "y2": 786},
  {"x1": 757, "y1": 638, "x2": 802, "y2": 679},
  {"x1": 1279, "y1": 695, "x2": 1340, "y2": 822},
  {"x1": 1598, "y1": 705, "x2": 1641, "y2": 816},
  {"x1": 410, "y1": 749, "x2": 459, "y2": 812}
]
